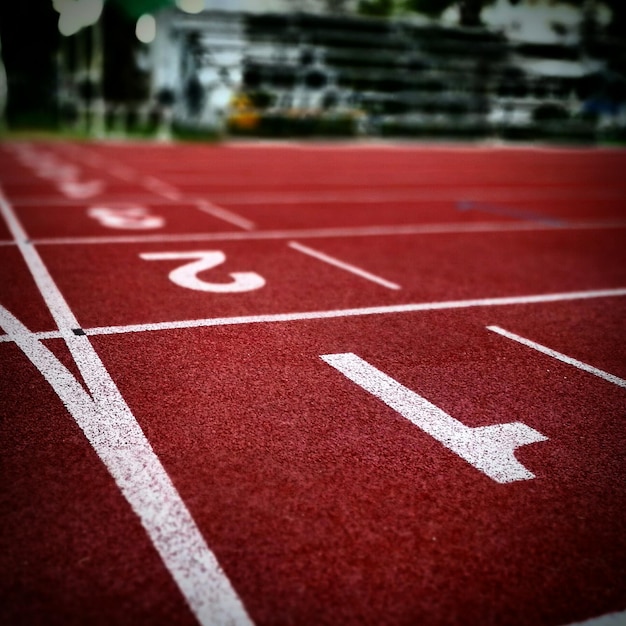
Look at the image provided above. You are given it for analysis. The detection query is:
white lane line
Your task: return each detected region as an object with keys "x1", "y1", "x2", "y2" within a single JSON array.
[
  {"x1": 321, "y1": 352, "x2": 546, "y2": 483},
  {"x1": 53, "y1": 143, "x2": 254, "y2": 231},
  {"x1": 10, "y1": 196, "x2": 181, "y2": 207},
  {"x1": 142, "y1": 176, "x2": 183, "y2": 201},
  {"x1": 28, "y1": 219, "x2": 626, "y2": 247},
  {"x1": 565, "y1": 610, "x2": 626, "y2": 625},
  {"x1": 195, "y1": 199, "x2": 256, "y2": 231},
  {"x1": 0, "y1": 329, "x2": 61, "y2": 342},
  {"x1": 10, "y1": 188, "x2": 626, "y2": 206},
  {"x1": 2, "y1": 287, "x2": 618, "y2": 343},
  {"x1": 162, "y1": 186, "x2": 626, "y2": 205},
  {"x1": 0, "y1": 191, "x2": 254, "y2": 626},
  {"x1": 289, "y1": 240, "x2": 400, "y2": 290},
  {"x1": 487, "y1": 325, "x2": 626, "y2": 389},
  {"x1": 0, "y1": 305, "x2": 253, "y2": 626}
]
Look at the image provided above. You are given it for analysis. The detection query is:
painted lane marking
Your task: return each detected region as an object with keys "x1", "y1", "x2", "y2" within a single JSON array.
[
  {"x1": 2, "y1": 287, "x2": 622, "y2": 343},
  {"x1": 457, "y1": 199, "x2": 565, "y2": 225},
  {"x1": 11, "y1": 187, "x2": 626, "y2": 206},
  {"x1": 0, "y1": 191, "x2": 254, "y2": 626},
  {"x1": 195, "y1": 199, "x2": 256, "y2": 231},
  {"x1": 0, "y1": 305, "x2": 253, "y2": 626},
  {"x1": 7, "y1": 143, "x2": 106, "y2": 200},
  {"x1": 565, "y1": 610, "x2": 626, "y2": 625},
  {"x1": 58, "y1": 179, "x2": 105, "y2": 199},
  {"x1": 88, "y1": 206, "x2": 165, "y2": 230},
  {"x1": 28, "y1": 219, "x2": 626, "y2": 247},
  {"x1": 142, "y1": 176, "x2": 183, "y2": 201},
  {"x1": 140, "y1": 250, "x2": 265, "y2": 293},
  {"x1": 8, "y1": 196, "x2": 185, "y2": 207},
  {"x1": 321, "y1": 352, "x2": 547, "y2": 483},
  {"x1": 288, "y1": 240, "x2": 401, "y2": 290},
  {"x1": 52, "y1": 143, "x2": 255, "y2": 232},
  {"x1": 487, "y1": 325, "x2": 626, "y2": 389}
]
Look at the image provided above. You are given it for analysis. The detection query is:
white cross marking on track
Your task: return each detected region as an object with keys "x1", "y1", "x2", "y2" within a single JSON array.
[{"x1": 0, "y1": 189, "x2": 254, "y2": 626}]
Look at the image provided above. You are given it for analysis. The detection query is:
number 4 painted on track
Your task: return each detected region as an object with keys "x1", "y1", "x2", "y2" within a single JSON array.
[
  {"x1": 321, "y1": 353, "x2": 548, "y2": 484},
  {"x1": 140, "y1": 250, "x2": 266, "y2": 293}
]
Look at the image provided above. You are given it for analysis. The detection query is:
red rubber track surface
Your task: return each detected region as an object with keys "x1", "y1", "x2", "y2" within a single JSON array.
[{"x1": 1, "y1": 140, "x2": 625, "y2": 626}]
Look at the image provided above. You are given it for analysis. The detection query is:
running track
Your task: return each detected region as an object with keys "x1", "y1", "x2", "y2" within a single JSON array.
[{"x1": 1, "y1": 139, "x2": 625, "y2": 626}]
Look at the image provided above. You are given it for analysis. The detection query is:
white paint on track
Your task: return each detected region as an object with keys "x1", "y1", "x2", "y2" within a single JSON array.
[
  {"x1": 27, "y1": 219, "x2": 626, "y2": 247},
  {"x1": 142, "y1": 175, "x2": 183, "y2": 201},
  {"x1": 2, "y1": 287, "x2": 620, "y2": 343},
  {"x1": 320, "y1": 352, "x2": 547, "y2": 483},
  {"x1": 195, "y1": 199, "x2": 256, "y2": 231},
  {"x1": 10, "y1": 188, "x2": 626, "y2": 207},
  {"x1": 288, "y1": 240, "x2": 400, "y2": 290},
  {"x1": 566, "y1": 610, "x2": 626, "y2": 625},
  {"x1": 0, "y1": 190, "x2": 254, "y2": 626},
  {"x1": 50, "y1": 143, "x2": 255, "y2": 232},
  {"x1": 487, "y1": 325, "x2": 626, "y2": 388}
]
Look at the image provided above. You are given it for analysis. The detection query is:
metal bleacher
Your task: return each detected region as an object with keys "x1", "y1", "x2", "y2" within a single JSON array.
[{"x1": 231, "y1": 10, "x2": 622, "y2": 142}]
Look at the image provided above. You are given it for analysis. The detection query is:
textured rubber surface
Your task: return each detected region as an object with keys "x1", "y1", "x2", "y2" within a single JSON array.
[{"x1": 1, "y1": 140, "x2": 625, "y2": 626}]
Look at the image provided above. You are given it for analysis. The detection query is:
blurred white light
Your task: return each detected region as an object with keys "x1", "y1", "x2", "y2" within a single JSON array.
[
  {"x1": 52, "y1": 0, "x2": 74, "y2": 14},
  {"x1": 58, "y1": 9, "x2": 82, "y2": 36},
  {"x1": 136, "y1": 14, "x2": 156, "y2": 44},
  {"x1": 80, "y1": 0, "x2": 104, "y2": 27},
  {"x1": 56, "y1": 0, "x2": 103, "y2": 35},
  {"x1": 176, "y1": 0, "x2": 204, "y2": 14}
]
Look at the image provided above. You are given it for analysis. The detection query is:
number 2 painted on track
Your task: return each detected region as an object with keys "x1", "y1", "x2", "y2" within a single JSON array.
[{"x1": 140, "y1": 250, "x2": 266, "y2": 293}]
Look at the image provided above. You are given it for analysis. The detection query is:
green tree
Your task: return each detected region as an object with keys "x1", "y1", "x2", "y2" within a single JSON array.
[
  {"x1": 358, "y1": 0, "x2": 395, "y2": 17},
  {"x1": 108, "y1": 0, "x2": 175, "y2": 19}
]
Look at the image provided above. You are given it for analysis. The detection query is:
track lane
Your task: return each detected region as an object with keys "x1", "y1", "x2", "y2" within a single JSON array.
[{"x1": 1, "y1": 140, "x2": 625, "y2": 626}]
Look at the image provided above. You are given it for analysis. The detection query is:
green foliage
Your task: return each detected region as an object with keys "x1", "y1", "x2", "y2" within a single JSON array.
[
  {"x1": 403, "y1": 0, "x2": 455, "y2": 18},
  {"x1": 358, "y1": 0, "x2": 395, "y2": 17},
  {"x1": 107, "y1": 0, "x2": 175, "y2": 19}
]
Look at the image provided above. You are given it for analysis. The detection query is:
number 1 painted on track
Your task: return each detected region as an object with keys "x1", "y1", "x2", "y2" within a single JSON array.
[{"x1": 321, "y1": 353, "x2": 547, "y2": 484}]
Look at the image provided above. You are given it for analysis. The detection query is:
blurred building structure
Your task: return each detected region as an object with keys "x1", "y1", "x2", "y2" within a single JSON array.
[{"x1": 57, "y1": 0, "x2": 626, "y2": 141}]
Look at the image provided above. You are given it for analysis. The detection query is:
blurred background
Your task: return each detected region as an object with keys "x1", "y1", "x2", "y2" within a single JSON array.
[{"x1": 0, "y1": 0, "x2": 625, "y2": 143}]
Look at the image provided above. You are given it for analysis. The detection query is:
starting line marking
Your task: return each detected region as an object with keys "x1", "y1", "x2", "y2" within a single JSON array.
[
  {"x1": 24, "y1": 219, "x2": 626, "y2": 247},
  {"x1": 321, "y1": 352, "x2": 547, "y2": 483},
  {"x1": 288, "y1": 240, "x2": 401, "y2": 290},
  {"x1": 487, "y1": 325, "x2": 626, "y2": 389},
  {"x1": 8, "y1": 187, "x2": 625, "y2": 207},
  {"x1": 0, "y1": 190, "x2": 254, "y2": 626},
  {"x1": 2, "y1": 287, "x2": 624, "y2": 343}
]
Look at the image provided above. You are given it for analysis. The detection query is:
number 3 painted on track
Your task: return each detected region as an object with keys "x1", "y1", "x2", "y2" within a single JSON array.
[
  {"x1": 139, "y1": 250, "x2": 266, "y2": 293},
  {"x1": 88, "y1": 206, "x2": 165, "y2": 230}
]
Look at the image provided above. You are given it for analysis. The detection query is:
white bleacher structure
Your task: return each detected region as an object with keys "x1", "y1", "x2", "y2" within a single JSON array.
[{"x1": 141, "y1": 1, "x2": 624, "y2": 141}]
